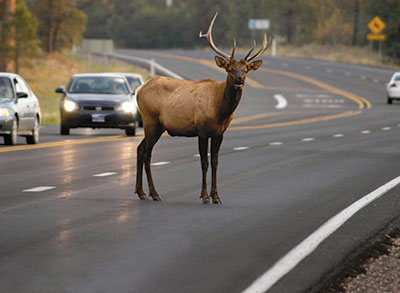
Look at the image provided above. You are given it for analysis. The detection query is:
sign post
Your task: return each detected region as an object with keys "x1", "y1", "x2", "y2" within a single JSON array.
[
  {"x1": 366, "y1": 16, "x2": 386, "y2": 59},
  {"x1": 248, "y1": 19, "x2": 272, "y2": 55}
]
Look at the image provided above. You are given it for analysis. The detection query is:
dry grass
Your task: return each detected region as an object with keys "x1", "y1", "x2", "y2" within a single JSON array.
[{"x1": 18, "y1": 51, "x2": 150, "y2": 125}]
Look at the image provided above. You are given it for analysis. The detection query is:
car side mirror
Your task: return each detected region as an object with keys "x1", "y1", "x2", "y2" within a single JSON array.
[
  {"x1": 17, "y1": 92, "x2": 28, "y2": 99},
  {"x1": 55, "y1": 87, "x2": 65, "y2": 94}
]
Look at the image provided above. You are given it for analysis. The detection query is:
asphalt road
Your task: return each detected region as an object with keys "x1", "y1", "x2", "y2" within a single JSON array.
[{"x1": 1, "y1": 49, "x2": 400, "y2": 293}]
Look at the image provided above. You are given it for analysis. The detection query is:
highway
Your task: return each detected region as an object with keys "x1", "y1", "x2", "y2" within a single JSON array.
[{"x1": 1, "y1": 49, "x2": 400, "y2": 293}]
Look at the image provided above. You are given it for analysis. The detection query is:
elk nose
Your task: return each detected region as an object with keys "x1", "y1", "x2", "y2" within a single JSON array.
[{"x1": 235, "y1": 77, "x2": 244, "y2": 84}]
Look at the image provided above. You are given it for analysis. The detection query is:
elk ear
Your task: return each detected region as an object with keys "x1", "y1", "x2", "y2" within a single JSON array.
[
  {"x1": 215, "y1": 56, "x2": 229, "y2": 70},
  {"x1": 246, "y1": 60, "x2": 263, "y2": 72}
]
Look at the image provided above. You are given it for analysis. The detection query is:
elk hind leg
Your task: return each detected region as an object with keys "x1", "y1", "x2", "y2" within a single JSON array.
[
  {"x1": 144, "y1": 125, "x2": 164, "y2": 201},
  {"x1": 135, "y1": 139, "x2": 149, "y2": 200}
]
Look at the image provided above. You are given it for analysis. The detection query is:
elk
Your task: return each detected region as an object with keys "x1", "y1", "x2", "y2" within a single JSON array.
[{"x1": 135, "y1": 13, "x2": 271, "y2": 204}]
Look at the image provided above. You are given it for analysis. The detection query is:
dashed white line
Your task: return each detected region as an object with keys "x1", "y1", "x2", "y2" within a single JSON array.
[
  {"x1": 273, "y1": 94, "x2": 288, "y2": 109},
  {"x1": 361, "y1": 130, "x2": 371, "y2": 134},
  {"x1": 93, "y1": 172, "x2": 117, "y2": 177},
  {"x1": 333, "y1": 134, "x2": 344, "y2": 138},
  {"x1": 382, "y1": 127, "x2": 391, "y2": 131},
  {"x1": 302, "y1": 138, "x2": 315, "y2": 142},
  {"x1": 242, "y1": 175, "x2": 400, "y2": 293},
  {"x1": 373, "y1": 79, "x2": 379, "y2": 83},
  {"x1": 361, "y1": 76, "x2": 366, "y2": 80},
  {"x1": 269, "y1": 142, "x2": 283, "y2": 146},
  {"x1": 151, "y1": 161, "x2": 170, "y2": 166},
  {"x1": 23, "y1": 186, "x2": 56, "y2": 192},
  {"x1": 233, "y1": 146, "x2": 249, "y2": 151}
]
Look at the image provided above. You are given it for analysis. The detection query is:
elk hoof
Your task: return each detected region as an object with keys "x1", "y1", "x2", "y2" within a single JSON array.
[
  {"x1": 202, "y1": 198, "x2": 211, "y2": 204},
  {"x1": 137, "y1": 192, "x2": 149, "y2": 200},
  {"x1": 200, "y1": 192, "x2": 210, "y2": 204},
  {"x1": 150, "y1": 192, "x2": 162, "y2": 201},
  {"x1": 211, "y1": 192, "x2": 222, "y2": 204},
  {"x1": 212, "y1": 198, "x2": 223, "y2": 204}
]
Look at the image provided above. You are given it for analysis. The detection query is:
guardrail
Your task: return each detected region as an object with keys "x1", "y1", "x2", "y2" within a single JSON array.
[{"x1": 100, "y1": 52, "x2": 184, "y2": 80}]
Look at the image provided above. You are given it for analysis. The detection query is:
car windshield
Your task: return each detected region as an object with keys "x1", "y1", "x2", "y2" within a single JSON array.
[
  {"x1": 0, "y1": 77, "x2": 14, "y2": 100},
  {"x1": 68, "y1": 76, "x2": 130, "y2": 95},
  {"x1": 126, "y1": 76, "x2": 142, "y2": 92},
  {"x1": 394, "y1": 75, "x2": 400, "y2": 82}
]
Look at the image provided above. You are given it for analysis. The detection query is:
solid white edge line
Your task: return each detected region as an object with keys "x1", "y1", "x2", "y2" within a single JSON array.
[
  {"x1": 242, "y1": 175, "x2": 400, "y2": 293},
  {"x1": 23, "y1": 186, "x2": 56, "y2": 192},
  {"x1": 273, "y1": 94, "x2": 288, "y2": 109}
]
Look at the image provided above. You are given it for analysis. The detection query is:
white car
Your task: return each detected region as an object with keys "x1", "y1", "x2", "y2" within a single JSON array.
[{"x1": 387, "y1": 72, "x2": 400, "y2": 104}]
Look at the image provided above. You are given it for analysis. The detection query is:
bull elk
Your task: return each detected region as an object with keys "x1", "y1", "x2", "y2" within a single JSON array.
[{"x1": 135, "y1": 13, "x2": 271, "y2": 204}]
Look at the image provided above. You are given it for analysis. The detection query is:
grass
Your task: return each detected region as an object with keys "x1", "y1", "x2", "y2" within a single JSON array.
[{"x1": 19, "y1": 50, "x2": 150, "y2": 125}]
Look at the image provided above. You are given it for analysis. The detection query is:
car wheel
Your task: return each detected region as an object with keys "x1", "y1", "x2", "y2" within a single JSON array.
[
  {"x1": 125, "y1": 126, "x2": 136, "y2": 136},
  {"x1": 26, "y1": 117, "x2": 39, "y2": 144},
  {"x1": 387, "y1": 97, "x2": 393, "y2": 104},
  {"x1": 4, "y1": 117, "x2": 18, "y2": 145},
  {"x1": 60, "y1": 124, "x2": 70, "y2": 135}
]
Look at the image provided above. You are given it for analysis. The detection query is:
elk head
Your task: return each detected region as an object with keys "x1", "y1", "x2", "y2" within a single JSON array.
[{"x1": 199, "y1": 12, "x2": 272, "y2": 90}]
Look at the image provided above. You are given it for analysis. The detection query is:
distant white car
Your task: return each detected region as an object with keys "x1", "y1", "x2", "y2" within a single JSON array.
[{"x1": 387, "y1": 72, "x2": 400, "y2": 104}]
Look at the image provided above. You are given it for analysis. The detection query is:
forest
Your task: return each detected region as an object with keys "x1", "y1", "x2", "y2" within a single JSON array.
[{"x1": 1, "y1": 0, "x2": 400, "y2": 72}]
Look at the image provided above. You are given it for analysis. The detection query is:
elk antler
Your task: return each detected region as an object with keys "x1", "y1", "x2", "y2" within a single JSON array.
[
  {"x1": 245, "y1": 34, "x2": 272, "y2": 62},
  {"x1": 199, "y1": 12, "x2": 231, "y2": 61}
]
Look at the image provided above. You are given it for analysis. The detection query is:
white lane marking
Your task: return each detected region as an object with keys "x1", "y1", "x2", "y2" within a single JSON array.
[
  {"x1": 361, "y1": 130, "x2": 371, "y2": 134},
  {"x1": 333, "y1": 134, "x2": 344, "y2": 138},
  {"x1": 273, "y1": 94, "x2": 288, "y2": 109},
  {"x1": 374, "y1": 79, "x2": 379, "y2": 83},
  {"x1": 302, "y1": 138, "x2": 314, "y2": 142},
  {"x1": 242, "y1": 175, "x2": 400, "y2": 293},
  {"x1": 93, "y1": 172, "x2": 117, "y2": 177},
  {"x1": 23, "y1": 186, "x2": 56, "y2": 192},
  {"x1": 296, "y1": 94, "x2": 330, "y2": 98},
  {"x1": 151, "y1": 161, "x2": 170, "y2": 166},
  {"x1": 382, "y1": 127, "x2": 391, "y2": 131},
  {"x1": 233, "y1": 146, "x2": 249, "y2": 151},
  {"x1": 361, "y1": 75, "x2": 366, "y2": 80},
  {"x1": 269, "y1": 142, "x2": 283, "y2": 146}
]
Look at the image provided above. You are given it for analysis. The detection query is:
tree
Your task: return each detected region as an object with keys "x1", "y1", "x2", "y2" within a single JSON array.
[
  {"x1": 33, "y1": 0, "x2": 87, "y2": 53},
  {"x1": 0, "y1": 0, "x2": 16, "y2": 71},
  {"x1": 12, "y1": 0, "x2": 39, "y2": 73}
]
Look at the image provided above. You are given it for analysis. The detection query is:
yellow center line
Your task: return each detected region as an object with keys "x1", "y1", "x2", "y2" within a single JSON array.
[
  {"x1": 229, "y1": 111, "x2": 362, "y2": 131},
  {"x1": 0, "y1": 134, "x2": 143, "y2": 153}
]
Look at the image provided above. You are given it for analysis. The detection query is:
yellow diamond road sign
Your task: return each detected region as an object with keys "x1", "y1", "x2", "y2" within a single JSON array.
[{"x1": 368, "y1": 16, "x2": 386, "y2": 34}]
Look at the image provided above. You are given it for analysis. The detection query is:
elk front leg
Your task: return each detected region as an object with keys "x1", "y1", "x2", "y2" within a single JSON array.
[
  {"x1": 210, "y1": 135, "x2": 223, "y2": 204},
  {"x1": 135, "y1": 139, "x2": 149, "y2": 200},
  {"x1": 198, "y1": 136, "x2": 210, "y2": 204}
]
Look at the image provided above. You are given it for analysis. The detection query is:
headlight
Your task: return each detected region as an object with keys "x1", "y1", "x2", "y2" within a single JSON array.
[
  {"x1": 64, "y1": 100, "x2": 77, "y2": 112},
  {"x1": 121, "y1": 101, "x2": 137, "y2": 114},
  {"x1": 0, "y1": 108, "x2": 11, "y2": 117}
]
